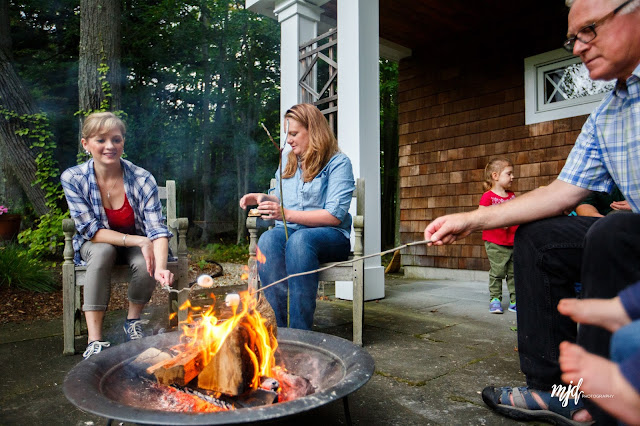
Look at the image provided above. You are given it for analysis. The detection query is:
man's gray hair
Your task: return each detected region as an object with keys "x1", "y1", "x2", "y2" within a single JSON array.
[{"x1": 566, "y1": 0, "x2": 640, "y2": 13}]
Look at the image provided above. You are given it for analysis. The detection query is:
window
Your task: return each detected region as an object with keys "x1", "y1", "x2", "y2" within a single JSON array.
[{"x1": 524, "y1": 49, "x2": 615, "y2": 125}]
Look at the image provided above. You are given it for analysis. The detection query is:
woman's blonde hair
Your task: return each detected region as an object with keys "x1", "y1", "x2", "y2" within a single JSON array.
[
  {"x1": 483, "y1": 157, "x2": 513, "y2": 191},
  {"x1": 81, "y1": 112, "x2": 126, "y2": 139},
  {"x1": 282, "y1": 104, "x2": 339, "y2": 182}
]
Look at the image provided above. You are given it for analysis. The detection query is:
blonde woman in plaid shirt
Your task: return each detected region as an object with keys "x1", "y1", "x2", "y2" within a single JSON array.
[{"x1": 61, "y1": 112, "x2": 173, "y2": 360}]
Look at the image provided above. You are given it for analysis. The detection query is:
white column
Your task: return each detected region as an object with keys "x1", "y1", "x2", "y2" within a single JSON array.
[
  {"x1": 275, "y1": 0, "x2": 321, "y2": 123},
  {"x1": 335, "y1": 0, "x2": 385, "y2": 301}
]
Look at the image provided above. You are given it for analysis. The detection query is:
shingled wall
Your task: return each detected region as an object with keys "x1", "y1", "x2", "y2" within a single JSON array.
[{"x1": 397, "y1": 53, "x2": 588, "y2": 273}]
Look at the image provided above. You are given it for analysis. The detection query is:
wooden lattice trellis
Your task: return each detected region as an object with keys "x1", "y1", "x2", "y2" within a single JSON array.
[{"x1": 299, "y1": 28, "x2": 337, "y2": 132}]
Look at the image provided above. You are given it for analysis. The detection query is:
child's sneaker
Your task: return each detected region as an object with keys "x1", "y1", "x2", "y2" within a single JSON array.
[
  {"x1": 489, "y1": 298, "x2": 503, "y2": 314},
  {"x1": 83, "y1": 340, "x2": 111, "y2": 359},
  {"x1": 123, "y1": 318, "x2": 149, "y2": 341},
  {"x1": 508, "y1": 303, "x2": 517, "y2": 313}
]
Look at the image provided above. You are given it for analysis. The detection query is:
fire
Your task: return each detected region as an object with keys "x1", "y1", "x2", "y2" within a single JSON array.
[
  {"x1": 177, "y1": 291, "x2": 277, "y2": 392},
  {"x1": 255, "y1": 246, "x2": 266, "y2": 264},
  {"x1": 241, "y1": 265, "x2": 249, "y2": 281}
]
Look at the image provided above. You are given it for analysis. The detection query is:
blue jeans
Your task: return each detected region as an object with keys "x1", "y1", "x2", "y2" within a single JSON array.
[
  {"x1": 611, "y1": 320, "x2": 640, "y2": 363},
  {"x1": 514, "y1": 213, "x2": 640, "y2": 424},
  {"x1": 257, "y1": 225, "x2": 350, "y2": 330}
]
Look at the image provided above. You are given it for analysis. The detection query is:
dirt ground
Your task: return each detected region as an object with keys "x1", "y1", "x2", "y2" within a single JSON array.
[{"x1": 0, "y1": 252, "x2": 248, "y2": 325}]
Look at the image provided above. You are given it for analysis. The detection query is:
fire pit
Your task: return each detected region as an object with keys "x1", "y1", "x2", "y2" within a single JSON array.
[{"x1": 64, "y1": 328, "x2": 374, "y2": 425}]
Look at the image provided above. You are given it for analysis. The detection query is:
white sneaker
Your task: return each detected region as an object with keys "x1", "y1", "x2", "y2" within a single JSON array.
[
  {"x1": 83, "y1": 340, "x2": 111, "y2": 359},
  {"x1": 123, "y1": 319, "x2": 149, "y2": 341}
]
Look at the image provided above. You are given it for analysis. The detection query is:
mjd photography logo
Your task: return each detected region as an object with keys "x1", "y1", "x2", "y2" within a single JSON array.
[
  {"x1": 551, "y1": 378, "x2": 616, "y2": 406},
  {"x1": 551, "y1": 379, "x2": 584, "y2": 407}
]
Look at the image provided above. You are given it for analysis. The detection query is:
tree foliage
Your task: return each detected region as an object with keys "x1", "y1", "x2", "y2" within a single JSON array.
[{"x1": 5, "y1": 0, "x2": 281, "y2": 246}]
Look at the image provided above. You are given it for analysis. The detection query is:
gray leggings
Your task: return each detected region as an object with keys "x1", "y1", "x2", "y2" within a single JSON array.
[{"x1": 80, "y1": 241, "x2": 155, "y2": 311}]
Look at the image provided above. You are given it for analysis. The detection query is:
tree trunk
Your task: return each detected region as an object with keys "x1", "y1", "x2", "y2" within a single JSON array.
[
  {"x1": 0, "y1": 0, "x2": 50, "y2": 216},
  {"x1": 78, "y1": 0, "x2": 122, "y2": 151},
  {"x1": 198, "y1": 5, "x2": 215, "y2": 245},
  {"x1": 236, "y1": 19, "x2": 253, "y2": 245}
]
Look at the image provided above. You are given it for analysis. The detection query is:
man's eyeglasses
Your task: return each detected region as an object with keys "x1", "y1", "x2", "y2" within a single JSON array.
[{"x1": 563, "y1": 0, "x2": 635, "y2": 53}]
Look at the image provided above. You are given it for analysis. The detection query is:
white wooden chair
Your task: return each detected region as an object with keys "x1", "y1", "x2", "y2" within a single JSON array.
[
  {"x1": 62, "y1": 180, "x2": 189, "y2": 355},
  {"x1": 246, "y1": 178, "x2": 365, "y2": 345}
]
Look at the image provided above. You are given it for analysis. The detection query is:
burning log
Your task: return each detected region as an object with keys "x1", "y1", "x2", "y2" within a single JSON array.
[
  {"x1": 144, "y1": 290, "x2": 284, "y2": 402},
  {"x1": 196, "y1": 326, "x2": 254, "y2": 395},
  {"x1": 146, "y1": 345, "x2": 205, "y2": 387},
  {"x1": 169, "y1": 384, "x2": 234, "y2": 410},
  {"x1": 141, "y1": 378, "x2": 232, "y2": 412},
  {"x1": 255, "y1": 292, "x2": 277, "y2": 339}
]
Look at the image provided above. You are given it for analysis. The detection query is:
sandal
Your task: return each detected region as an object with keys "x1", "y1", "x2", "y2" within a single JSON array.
[{"x1": 481, "y1": 386, "x2": 594, "y2": 426}]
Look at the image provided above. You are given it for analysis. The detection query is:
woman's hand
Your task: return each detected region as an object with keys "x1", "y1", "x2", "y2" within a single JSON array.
[
  {"x1": 240, "y1": 193, "x2": 266, "y2": 209},
  {"x1": 258, "y1": 200, "x2": 284, "y2": 220},
  {"x1": 138, "y1": 237, "x2": 156, "y2": 277},
  {"x1": 154, "y1": 269, "x2": 174, "y2": 286}
]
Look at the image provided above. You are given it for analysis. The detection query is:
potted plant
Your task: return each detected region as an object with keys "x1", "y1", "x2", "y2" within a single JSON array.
[{"x1": 0, "y1": 205, "x2": 22, "y2": 241}]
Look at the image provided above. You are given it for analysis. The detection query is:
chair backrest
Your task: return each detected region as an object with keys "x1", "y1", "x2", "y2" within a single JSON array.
[{"x1": 158, "y1": 180, "x2": 177, "y2": 254}]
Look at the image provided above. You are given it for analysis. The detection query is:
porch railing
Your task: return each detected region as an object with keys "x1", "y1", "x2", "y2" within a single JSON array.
[{"x1": 299, "y1": 27, "x2": 337, "y2": 132}]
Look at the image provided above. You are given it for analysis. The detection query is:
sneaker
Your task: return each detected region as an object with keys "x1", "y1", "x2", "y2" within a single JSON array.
[
  {"x1": 489, "y1": 298, "x2": 503, "y2": 314},
  {"x1": 123, "y1": 318, "x2": 149, "y2": 341},
  {"x1": 83, "y1": 340, "x2": 111, "y2": 359},
  {"x1": 508, "y1": 303, "x2": 517, "y2": 313}
]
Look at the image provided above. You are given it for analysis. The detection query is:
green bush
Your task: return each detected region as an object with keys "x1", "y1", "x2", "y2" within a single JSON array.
[
  {"x1": 202, "y1": 242, "x2": 249, "y2": 263},
  {"x1": 0, "y1": 244, "x2": 58, "y2": 292}
]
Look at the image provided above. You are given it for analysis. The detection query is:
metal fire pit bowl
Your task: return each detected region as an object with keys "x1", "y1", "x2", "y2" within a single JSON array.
[{"x1": 64, "y1": 328, "x2": 374, "y2": 425}]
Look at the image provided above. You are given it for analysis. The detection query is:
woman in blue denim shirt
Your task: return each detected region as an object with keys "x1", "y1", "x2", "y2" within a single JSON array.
[{"x1": 240, "y1": 104, "x2": 355, "y2": 330}]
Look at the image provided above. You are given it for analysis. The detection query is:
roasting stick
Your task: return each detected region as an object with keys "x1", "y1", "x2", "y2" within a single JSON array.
[
  {"x1": 251, "y1": 240, "x2": 433, "y2": 295},
  {"x1": 260, "y1": 122, "x2": 289, "y2": 240},
  {"x1": 159, "y1": 240, "x2": 432, "y2": 295}
]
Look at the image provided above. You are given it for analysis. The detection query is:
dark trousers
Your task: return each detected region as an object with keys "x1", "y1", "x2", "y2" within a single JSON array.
[{"x1": 514, "y1": 213, "x2": 640, "y2": 423}]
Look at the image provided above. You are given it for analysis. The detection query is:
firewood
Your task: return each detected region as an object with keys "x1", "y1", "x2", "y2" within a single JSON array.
[
  {"x1": 255, "y1": 292, "x2": 277, "y2": 339},
  {"x1": 197, "y1": 326, "x2": 253, "y2": 396},
  {"x1": 147, "y1": 346, "x2": 205, "y2": 386},
  {"x1": 132, "y1": 347, "x2": 173, "y2": 369}
]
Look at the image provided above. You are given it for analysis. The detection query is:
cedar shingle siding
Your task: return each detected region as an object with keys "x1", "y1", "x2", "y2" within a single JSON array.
[{"x1": 397, "y1": 54, "x2": 587, "y2": 272}]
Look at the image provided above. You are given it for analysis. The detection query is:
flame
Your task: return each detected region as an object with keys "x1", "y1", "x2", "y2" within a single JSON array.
[
  {"x1": 255, "y1": 246, "x2": 266, "y2": 264},
  {"x1": 176, "y1": 291, "x2": 277, "y2": 391},
  {"x1": 241, "y1": 265, "x2": 249, "y2": 281}
]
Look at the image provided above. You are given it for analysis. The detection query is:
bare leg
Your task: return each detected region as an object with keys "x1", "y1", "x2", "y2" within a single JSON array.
[
  {"x1": 127, "y1": 302, "x2": 145, "y2": 320},
  {"x1": 560, "y1": 341, "x2": 640, "y2": 425},
  {"x1": 557, "y1": 297, "x2": 631, "y2": 333},
  {"x1": 85, "y1": 310, "x2": 106, "y2": 342}
]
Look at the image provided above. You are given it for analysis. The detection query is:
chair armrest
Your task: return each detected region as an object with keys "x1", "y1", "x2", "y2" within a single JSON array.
[
  {"x1": 62, "y1": 219, "x2": 76, "y2": 265},
  {"x1": 353, "y1": 215, "x2": 364, "y2": 257},
  {"x1": 245, "y1": 216, "x2": 275, "y2": 230},
  {"x1": 169, "y1": 218, "x2": 189, "y2": 258}
]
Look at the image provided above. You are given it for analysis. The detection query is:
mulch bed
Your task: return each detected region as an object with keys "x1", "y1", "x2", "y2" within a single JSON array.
[{"x1": 0, "y1": 256, "x2": 246, "y2": 325}]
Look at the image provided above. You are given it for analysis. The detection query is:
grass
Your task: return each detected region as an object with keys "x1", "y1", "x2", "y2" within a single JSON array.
[
  {"x1": 0, "y1": 244, "x2": 58, "y2": 292},
  {"x1": 199, "y1": 241, "x2": 250, "y2": 264}
]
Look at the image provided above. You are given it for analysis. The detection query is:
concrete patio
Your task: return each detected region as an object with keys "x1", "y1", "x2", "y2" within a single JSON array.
[{"x1": 0, "y1": 274, "x2": 528, "y2": 425}]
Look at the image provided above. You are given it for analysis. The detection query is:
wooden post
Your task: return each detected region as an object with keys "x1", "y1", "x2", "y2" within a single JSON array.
[
  {"x1": 62, "y1": 218, "x2": 78, "y2": 355},
  {"x1": 352, "y1": 215, "x2": 365, "y2": 347}
]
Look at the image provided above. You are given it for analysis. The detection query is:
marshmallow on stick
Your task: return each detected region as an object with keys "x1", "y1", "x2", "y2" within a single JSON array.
[{"x1": 196, "y1": 274, "x2": 214, "y2": 288}]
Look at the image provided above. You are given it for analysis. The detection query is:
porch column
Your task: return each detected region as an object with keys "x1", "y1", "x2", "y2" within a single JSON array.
[
  {"x1": 274, "y1": 0, "x2": 322, "y2": 121},
  {"x1": 335, "y1": 0, "x2": 385, "y2": 301}
]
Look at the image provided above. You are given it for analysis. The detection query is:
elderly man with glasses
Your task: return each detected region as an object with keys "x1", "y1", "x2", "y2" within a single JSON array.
[{"x1": 424, "y1": 0, "x2": 640, "y2": 424}]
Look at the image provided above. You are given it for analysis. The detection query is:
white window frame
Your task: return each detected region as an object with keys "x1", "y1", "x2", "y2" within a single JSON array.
[{"x1": 524, "y1": 49, "x2": 610, "y2": 125}]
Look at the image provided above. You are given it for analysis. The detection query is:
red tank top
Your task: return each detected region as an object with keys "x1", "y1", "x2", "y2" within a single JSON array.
[{"x1": 105, "y1": 194, "x2": 136, "y2": 234}]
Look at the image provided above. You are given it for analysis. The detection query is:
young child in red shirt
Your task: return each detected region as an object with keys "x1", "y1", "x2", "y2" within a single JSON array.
[{"x1": 479, "y1": 157, "x2": 518, "y2": 314}]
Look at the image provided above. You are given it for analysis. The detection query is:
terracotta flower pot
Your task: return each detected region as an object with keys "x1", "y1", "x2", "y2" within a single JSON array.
[{"x1": 0, "y1": 214, "x2": 22, "y2": 241}]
